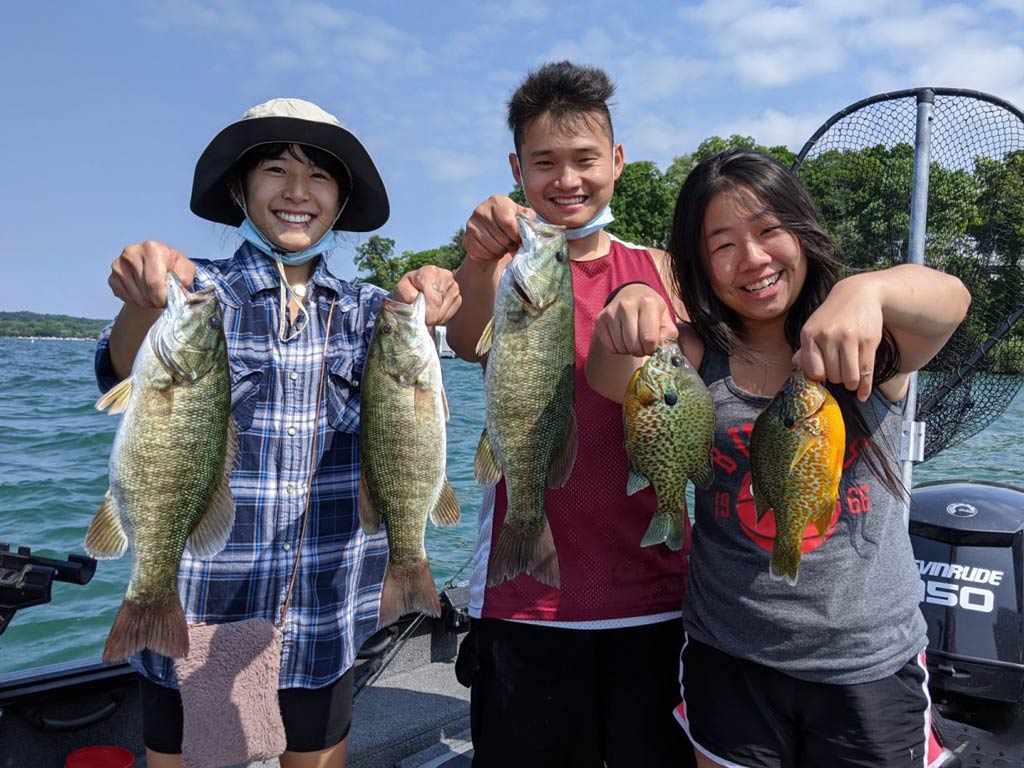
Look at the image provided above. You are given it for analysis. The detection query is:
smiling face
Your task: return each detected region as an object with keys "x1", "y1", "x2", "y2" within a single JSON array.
[
  {"x1": 241, "y1": 144, "x2": 340, "y2": 252},
  {"x1": 702, "y1": 187, "x2": 807, "y2": 328},
  {"x1": 509, "y1": 111, "x2": 623, "y2": 230}
]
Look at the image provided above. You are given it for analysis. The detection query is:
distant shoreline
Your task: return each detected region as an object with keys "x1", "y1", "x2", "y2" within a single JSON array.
[{"x1": 3, "y1": 336, "x2": 96, "y2": 342}]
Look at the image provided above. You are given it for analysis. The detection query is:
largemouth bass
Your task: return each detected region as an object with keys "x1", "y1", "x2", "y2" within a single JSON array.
[
  {"x1": 86, "y1": 273, "x2": 236, "y2": 662},
  {"x1": 360, "y1": 292, "x2": 460, "y2": 627},
  {"x1": 750, "y1": 370, "x2": 845, "y2": 586},
  {"x1": 623, "y1": 339, "x2": 714, "y2": 550},
  {"x1": 474, "y1": 215, "x2": 576, "y2": 588}
]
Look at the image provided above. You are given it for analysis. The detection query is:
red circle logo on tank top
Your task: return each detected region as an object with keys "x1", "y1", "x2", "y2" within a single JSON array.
[{"x1": 736, "y1": 470, "x2": 841, "y2": 553}]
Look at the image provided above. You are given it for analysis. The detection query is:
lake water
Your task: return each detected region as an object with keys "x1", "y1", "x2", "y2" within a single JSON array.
[{"x1": 1, "y1": 337, "x2": 1021, "y2": 677}]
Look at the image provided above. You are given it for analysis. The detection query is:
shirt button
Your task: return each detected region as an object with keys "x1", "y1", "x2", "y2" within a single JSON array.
[
  {"x1": 289, "y1": 371, "x2": 298, "y2": 381},
  {"x1": 287, "y1": 427, "x2": 296, "y2": 436},
  {"x1": 282, "y1": 542, "x2": 291, "y2": 551},
  {"x1": 352, "y1": 379, "x2": 359, "y2": 387},
  {"x1": 285, "y1": 484, "x2": 295, "y2": 495}
]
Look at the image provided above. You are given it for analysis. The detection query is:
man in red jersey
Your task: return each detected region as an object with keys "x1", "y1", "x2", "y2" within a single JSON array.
[{"x1": 446, "y1": 61, "x2": 695, "y2": 768}]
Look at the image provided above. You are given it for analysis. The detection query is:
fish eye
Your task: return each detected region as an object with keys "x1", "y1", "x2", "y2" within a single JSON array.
[
  {"x1": 664, "y1": 392, "x2": 678, "y2": 406},
  {"x1": 670, "y1": 355, "x2": 682, "y2": 367},
  {"x1": 382, "y1": 323, "x2": 394, "y2": 335},
  {"x1": 208, "y1": 316, "x2": 221, "y2": 331},
  {"x1": 554, "y1": 250, "x2": 566, "y2": 263},
  {"x1": 783, "y1": 416, "x2": 795, "y2": 428}
]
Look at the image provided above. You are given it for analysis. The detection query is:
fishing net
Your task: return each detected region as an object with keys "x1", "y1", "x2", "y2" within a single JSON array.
[{"x1": 793, "y1": 88, "x2": 1024, "y2": 461}]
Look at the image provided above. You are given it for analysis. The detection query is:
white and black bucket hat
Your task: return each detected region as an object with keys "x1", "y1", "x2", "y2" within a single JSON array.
[{"x1": 190, "y1": 98, "x2": 389, "y2": 232}]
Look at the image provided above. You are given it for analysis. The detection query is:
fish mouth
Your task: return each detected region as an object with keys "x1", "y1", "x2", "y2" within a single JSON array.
[{"x1": 512, "y1": 278, "x2": 536, "y2": 308}]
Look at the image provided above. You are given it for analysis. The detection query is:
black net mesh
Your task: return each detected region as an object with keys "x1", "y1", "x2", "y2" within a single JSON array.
[{"x1": 794, "y1": 89, "x2": 1024, "y2": 461}]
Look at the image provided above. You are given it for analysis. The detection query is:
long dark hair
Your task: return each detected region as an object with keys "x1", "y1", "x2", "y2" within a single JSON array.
[{"x1": 669, "y1": 148, "x2": 903, "y2": 496}]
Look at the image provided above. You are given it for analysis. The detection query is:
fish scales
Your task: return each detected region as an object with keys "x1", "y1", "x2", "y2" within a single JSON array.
[
  {"x1": 623, "y1": 340, "x2": 714, "y2": 550},
  {"x1": 750, "y1": 371, "x2": 845, "y2": 586},
  {"x1": 360, "y1": 293, "x2": 460, "y2": 627},
  {"x1": 474, "y1": 215, "x2": 576, "y2": 588},
  {"x1": 87, "y1": 273, "x2": 236, "y2": 662}
]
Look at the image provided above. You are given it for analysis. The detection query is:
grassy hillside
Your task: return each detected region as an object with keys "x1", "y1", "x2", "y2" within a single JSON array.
[{"x1": 0, "y1": 311, "x2": 110, "y2": 339}]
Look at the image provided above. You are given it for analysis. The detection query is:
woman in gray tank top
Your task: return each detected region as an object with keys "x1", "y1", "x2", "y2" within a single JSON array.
[{"x1": 586, "y1": 149, "x2": 971, "y2": 768}]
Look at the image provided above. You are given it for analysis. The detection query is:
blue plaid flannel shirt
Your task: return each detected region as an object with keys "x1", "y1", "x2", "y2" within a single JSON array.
[{"x1": 95, "y1": 242, "x2": 389, "y2": 689}]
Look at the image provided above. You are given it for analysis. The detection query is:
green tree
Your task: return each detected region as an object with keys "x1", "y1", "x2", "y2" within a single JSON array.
[
  {"x1": 607, "y1": 160, "x2": 676, "y2": 248},
  {"x1": 354, "y1": 235, "x2": 405, "y2": 290},
  {"x1": 665, "y1": 135, "x2": 796, "y2": 190},
  {"x1": 402, "y1": 229, "x2": 468, "y2": 272}
]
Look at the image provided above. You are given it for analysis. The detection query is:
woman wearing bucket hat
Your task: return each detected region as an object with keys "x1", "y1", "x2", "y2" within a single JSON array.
[{"x1": 96, "y1": 98, "x2": 461, "y2": 768}]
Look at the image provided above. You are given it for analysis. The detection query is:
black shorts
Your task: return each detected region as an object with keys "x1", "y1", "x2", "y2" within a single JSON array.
[
  {"x1": 676, "y1": 634, "x2": 942, "y2": 768},
  {"x1": 459, "y1": 617, "x2": 695, "y2": 768},
  {"x1": 139, "y1": 668, "x2": 354, "y2": 755}
]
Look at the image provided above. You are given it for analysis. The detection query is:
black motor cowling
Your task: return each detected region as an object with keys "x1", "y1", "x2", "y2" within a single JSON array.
[{"x1": 909, "y1": 480, "x2": 1024, "y2": 719}]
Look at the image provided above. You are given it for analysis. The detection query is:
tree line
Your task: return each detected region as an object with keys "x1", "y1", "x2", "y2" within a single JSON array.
[
  {"x1": 0, "y1": 311, "x2": 110, "y2": 339},
  {"x1": 355, "y1": 134, "x2": 1024, "y2": 375}
]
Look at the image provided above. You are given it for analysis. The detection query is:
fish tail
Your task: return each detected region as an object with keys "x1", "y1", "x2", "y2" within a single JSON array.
[
  {"x1": 102, "y1": 596, "x2": 188, "y2": 663},
  {"x1": 379, "y1": 560, "x2": 442, "y2": 628},
  {"x1": 487, "y1": 519, "x2": 560, "y2": 588},
  {"x1": 769, "y1": 545, "x2": 800, "y2": 587},
  {"x1": 640, "y1": 509, "x2": 686, "y2": 551}
]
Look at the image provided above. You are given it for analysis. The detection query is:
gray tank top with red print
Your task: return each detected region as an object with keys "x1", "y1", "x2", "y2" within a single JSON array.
[{"x1": 681, "y1": 344, "x2": 928, "y2": 684}]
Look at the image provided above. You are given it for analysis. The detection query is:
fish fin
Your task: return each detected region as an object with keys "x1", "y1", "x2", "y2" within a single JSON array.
[
  {"x1": 769, "y1": 547, "x2": 800, "y2": 587},
  {"x1": 102, "y1": 596, "x2": 188, "y2": 663},
  {"x1": 788, "y1": 434, "x2": 818, "y2": 474},
  {"x1": 753, "y1": 485, "x2": 772, "y2": 524},
  {"x1": 626, "y1": 468, "x2": 651, "y2": 496},
  {"x1": 186, "y1": 479, "x2": 236, "y2": 560},
  {"x1": 641, "y1": 509, "x2": 686, "y2": 551},
  {"x1": 85, "y1": 490, "x2": 129, "y2": 559},
  {"x1": 547, "y1": 412, "x2": 578, "y2": 489},
  {"x1": 474, "y1": 429, "x2": 501, "y2": 486},
  {"x1": 634, "y1": 377, "x2": 658, "y2": 406},
  {"x1": 429, "y1": 478, "x2": 461, "y2": 527},
  {"x1": 487, "y1": 519, "x2": 560, "y2": 588},
  {"x1": 378, "y1": 560, "x2": 441, "y2": 628},
  {"x1": 812, "y1": 502, "x2": 835, "y2": 541},
  {"x1": 441, "y1": 387, "x2": 450, "y2": 422},
  {"x1": 693, "y1": 457, "x2": 715, "y2": 490},
  {"x1": 358, "y1": 470, "x2": 383, "y2": 534},
  {"x1": 95, "y1": 377, "x2": 133, "y2": 414},
  {"x1": 474, "y1": 319, "x2": 495, "y2": 357},
  {"x1": 185, "y1": 419, "x2": 238, "y2": 559}
]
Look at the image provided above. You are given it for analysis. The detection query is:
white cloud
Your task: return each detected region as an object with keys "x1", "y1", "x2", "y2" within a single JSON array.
[
  {"x1": 416, "y1": 147, "x2": 493, "y2": 183},
  {"x1": 478, "y1": 0, "x2": 552, "y2": 23},
  {"x1": 139, "y1": 0, "x2": 261, "y2": 37},
  {"x1": 719, "y1": 108, "x2": 825, "y2": 149}
]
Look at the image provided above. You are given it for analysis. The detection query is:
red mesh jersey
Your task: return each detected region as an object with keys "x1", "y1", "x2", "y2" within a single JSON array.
[{"x1": 476, "y1": 236, "x2": 690, "y2": 623}]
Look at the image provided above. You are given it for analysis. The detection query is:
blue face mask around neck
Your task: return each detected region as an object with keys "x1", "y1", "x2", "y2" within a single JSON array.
[
  {"x1": 537, "y1": 204, "x2": 615, "y2": 240},
  {"x1": 237, "y1": 217, "x2": 336, "y2": 265}
]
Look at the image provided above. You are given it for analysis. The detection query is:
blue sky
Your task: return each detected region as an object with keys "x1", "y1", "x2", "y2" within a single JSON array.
[{"x1": 3, "y1": 0, "x2": 1023, "y2": 318}]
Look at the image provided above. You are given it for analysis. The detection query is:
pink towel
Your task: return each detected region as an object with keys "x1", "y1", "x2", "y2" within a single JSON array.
[{"x1": 175, "y1": 618, "x2": 286, "y2": 767}]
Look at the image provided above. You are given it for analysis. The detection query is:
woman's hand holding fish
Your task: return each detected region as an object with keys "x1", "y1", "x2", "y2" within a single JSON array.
[
  {"x1": 586, "y1": 284, "x2": 678, "y2": 405},
  {"x1": 793, "y1": 273, "x2": 885, "y2": 403},
  {"x1": 462, "y1": 195, "x2": 535, "y2": 262},
  {"x1": 392, "y1": 266, "x2": 462, "y2": 327},
  {"x1": 594, "y1": 283, "x2": 677, "y2": 357},
  {"x1": 110, "y1": 240, "x2": 197, "y2": 311}
]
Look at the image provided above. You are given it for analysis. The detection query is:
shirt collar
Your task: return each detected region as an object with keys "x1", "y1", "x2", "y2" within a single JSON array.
[{"x1": 234, "y1": 241, "x2": 358, "y2": 313}]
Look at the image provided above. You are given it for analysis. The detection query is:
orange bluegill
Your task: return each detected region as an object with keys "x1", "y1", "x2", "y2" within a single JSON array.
[
  {"x1": 622, "y1": 339, "x2": 714, "y2": 550},
  {"x1": 750, "y1": 370, "x2": 845, "y2": 586}
]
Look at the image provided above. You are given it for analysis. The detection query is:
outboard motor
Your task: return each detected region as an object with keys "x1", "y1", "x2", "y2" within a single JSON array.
[{"x1": 909, "y1": 481, "x2": 1024, "y2": 732}]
